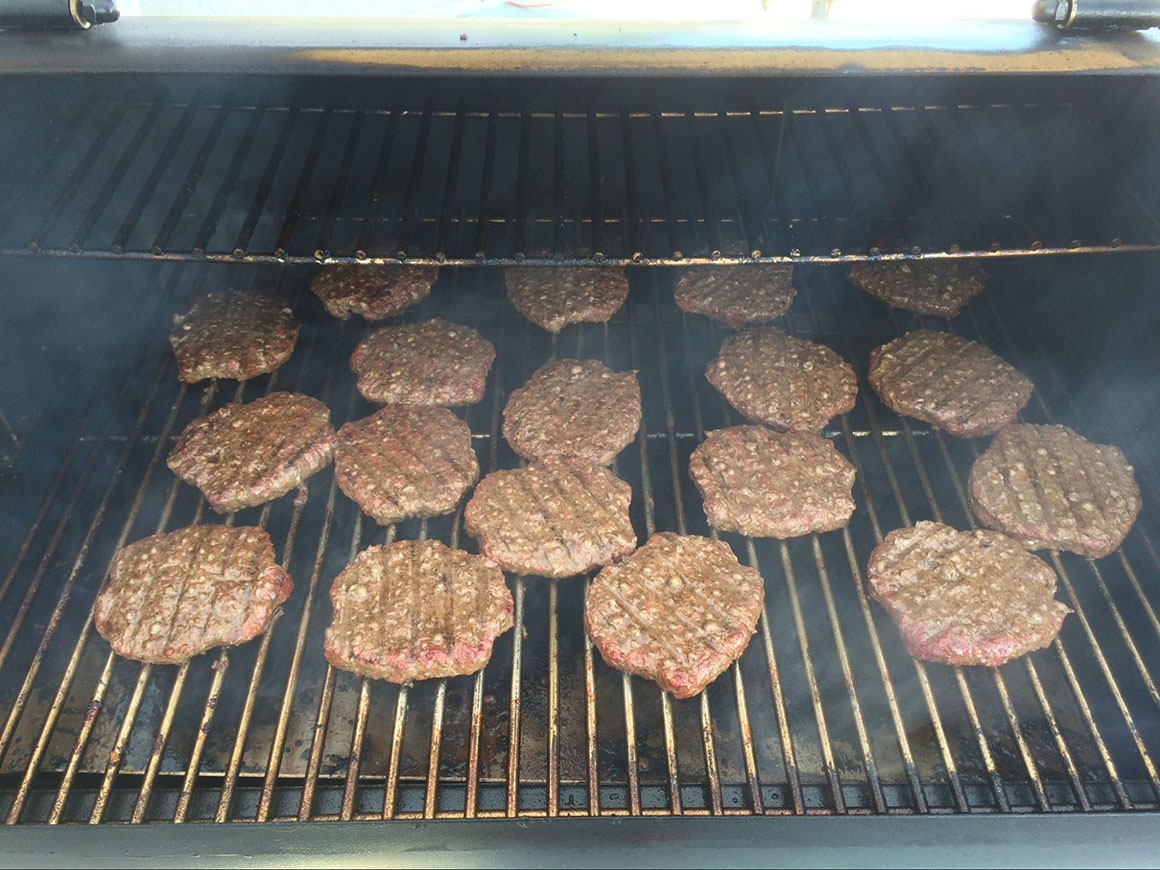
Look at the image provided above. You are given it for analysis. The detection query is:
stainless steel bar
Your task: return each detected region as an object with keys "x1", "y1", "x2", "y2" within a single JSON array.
[
  {"x1": 473, "y1": 111, "x2": 500, "y2": 260},
  {"x1": 651, "y1": 113, "x2": 683, "y2": 259},
  {"x1": 69, "y1": 101, "x2": 166, "y2": 252},
  {"x1": 2, "y1": 358, "x2": 178, "y2": 825},
  {"x1": 192, "y1": 103, "x2": 266, "y2": 255},
  {"x1": 111, "y1": 96, "x2": 202, "y2": 254},
  {"x1": 396, "y1": 100, "x2": 434, "y2": 258},
  {"x1": 619, "y1": 110, "x2": 643, "y2": 258},
  {"x1": 232, "y1": 107, "x2": 301, "y2": 257},
  {"x1": 547, "y1": 577, "x2": 560, "y2": 818},
  {"x1": 587, "y1": 110, "x2": 605, "y2": 258},
  {"x1": 313, "y1": 110, "x2": 365, "y2": 260},
  {"x1": 152, "y1": 101, "x2": 234, "y2": 255},
  {"x1": 434, "y1": 104, "x2": 467, "y2": 257},
  {"x1": 340, "y1": 516, "x2": 378, "y2": 822},
  {"x1": 355, "y1": 108, "x2": 400, "y2": 260},
  {"x1": 26, "y1": 99, "x2": 130, "y2": 252},
  {"x1": 505, "y1": 578, "x2": 526, "y2": 817},
  {"x1": 273, "y1": 108, "x2": 334, "y2": 260},
  {"x1": 552, "y1": 112, "x2": 566, "y2": 256}
]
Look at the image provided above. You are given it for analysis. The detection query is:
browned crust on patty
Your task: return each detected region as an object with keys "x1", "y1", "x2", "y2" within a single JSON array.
[
  {"x1": 705, "y1": 327, "x2": 857, "y2": 433},
  {"x1": 310, "y1": 264, "x2": 437, "y2": 321},
  {"x1": 674, "y1": 265, "x2": 796, "y2": 328},
  {"x1": 169, "y1": 290, "x2": 299, "y2": 383},
  {"x1": 167, "y1": 392, "x2": 336, "y2": 514},
  {"x1": 94, "y1": 525, "x2": 293, "y2": 665},
  {"x1": 324, "y1": 540, "x2": 513, "y2": 683},
  {"x1": 867, "y1": 521, "x2": 1069, "y2": 667},
  {"x1": 505, "y1": 267, "x2": 630, "y2": 333},
  {"x1": 503, "y1": 358, "x2": 641, "y2": 465},
  {"x1": 868, "y1": 330, "x2": 1034, "y2": 438},
  {"x1": 464, "y1": 459, "x2": 637, "y2": 578},
  {"x1": 689, "y1": 426, "x2": 856, "y2": 539},
  {"x1": 350, "y1": 318, "x2": 496, "y2": 406},
  {"x1": 968, "y1": 424, "x2": 1141, "y2": 558},
  {"x1": 334, "y1": 406, "x2": 479, "y2": 527},
  {"x1": 585, "y1": 532, "x2": 764, "y2": 698},
  {"x1": 848, "y1": 260, "x2": 985, "y2": 318}
]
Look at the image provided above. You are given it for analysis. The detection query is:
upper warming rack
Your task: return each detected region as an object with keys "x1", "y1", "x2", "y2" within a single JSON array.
[{"x1": 0, "y1": 76, "x2": 1157, "y2": 267}]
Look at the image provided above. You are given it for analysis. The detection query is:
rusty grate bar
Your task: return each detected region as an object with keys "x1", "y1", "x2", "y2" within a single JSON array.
[{"x1": 1, "y1": 261, "x2": 1159, "y2": 823}]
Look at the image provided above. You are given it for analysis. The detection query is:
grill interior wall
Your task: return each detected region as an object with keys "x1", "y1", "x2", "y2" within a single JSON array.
[{"x1": 0, "y1": 74, "x2": 1159, "y2": 823}]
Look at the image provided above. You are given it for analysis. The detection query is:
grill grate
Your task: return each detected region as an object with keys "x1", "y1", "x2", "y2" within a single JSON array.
[
  {"x1": 1, "y1": 257, "x2": 1159, "y2": 823},
  {"x1": 1, "y1": 78, "x2": 1159, "y2": 268}
]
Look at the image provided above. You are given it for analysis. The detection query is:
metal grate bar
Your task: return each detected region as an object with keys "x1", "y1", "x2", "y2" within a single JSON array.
[
  {"x1": 233, "y1": 108, "x2": 301, "y2": 257},
  {"x1": 152, "y1": 101, "x2": 235, "y2": 256},
  {"x1": 314, "y1": 111, "x2": 366, "y2": 260},
  {"x1": 355, "y1": 108, "x2": 400, "y2": 260},
  {"x1": 397, "y1": 101, "x2": 435, "y2": 259},
  {"x1": 192, "y1": 104, "x2": 267, "y2": 256}
]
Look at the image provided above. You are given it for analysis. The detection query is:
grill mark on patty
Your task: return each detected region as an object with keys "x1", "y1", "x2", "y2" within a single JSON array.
[
  {"x1": 513, "y1": 464, "x2": 580, "y2": 570},
  {"x1": 1058, "y1": 428, "x2": 1111, "y2": 535},
  {"x1": 603, "y1": 584, "x2": 687, "y2": 662}
]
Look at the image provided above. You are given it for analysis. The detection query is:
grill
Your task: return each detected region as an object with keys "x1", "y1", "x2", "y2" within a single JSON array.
[{"x1": 1, "y1": 74, "x2": 1159, "y2": 836}]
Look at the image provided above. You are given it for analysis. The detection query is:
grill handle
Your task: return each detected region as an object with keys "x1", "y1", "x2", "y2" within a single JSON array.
[
  {"x1": 1034, "y1": 0, "x2": 1160, "y2": 29},
  {"x1": 0, "y1": 0, "x2": 118, "y2": 29}
]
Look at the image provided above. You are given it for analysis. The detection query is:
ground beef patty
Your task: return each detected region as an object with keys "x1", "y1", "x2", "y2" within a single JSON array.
[
  {"x1": 968, "y1": 424, "x2": 1141, "y2": 558},
  {"x1": 503, "y1": 358, "x2": 641, "y2": 465},
  {"x1": 168, "y1": 392, "x2": 336, "y2": 514},
  {"x1": 867, "y1": 521, "x2": 1069, "y2": 667},
  {"x1": 689, "y1": 426, "x2": 856, "y2": 538},
  {"x1": 505, "y1": 267, "x2": 630, "y2": 333},
  {"x1": 848, "y1": 260, "x2": 985, "y2": 318},
  {"x1": 705, "y1": 327, "x2": 857, "y2": 433},
  {"x1": 94, "y1": 525, "x2": 293, "y2": 665},
  {"x1": 351, "y1": 318, "x2": 496, "y2": 406},
  {"x1": 585, "y1": 533, "x2": 763, "y2": 698},
  {"x1": 868, "y1": 330, "x2": 1034, "y2": 437},
  {"x1": 464, "y1": 459, "x2": 637, "y2": 578},
  {"x1": 170, "y1": 290, "x2": 298, "y2": 383},
  {"x1": 324, "y1": 540, "x2": 513, "y2": 683},
  {"x1": 335, "y1": 406, "x2": 479, "y2": 527},
  {"x1": 310, "y1": 264, "x2": 437, "y2": 321},
  {"x1": 673, "y1": 264, "x2": 796, "y2": 328}
]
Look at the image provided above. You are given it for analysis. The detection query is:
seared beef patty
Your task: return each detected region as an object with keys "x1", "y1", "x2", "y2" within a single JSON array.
[
  {"x1": 310, "y1": 264, "x2": 437, "y2": 321},
  {"x1": 170, "y1": 290, "x2": 298, "y2": 383},
  {"x1": 848, "y1": 260, "x2": 985, "y2": 318},
  {"x1": 674, "y1": 264, "x2": 796, "y2": 328},
  {"x1": 505, "y1": 267, "x2": 630, "y2": 333}
]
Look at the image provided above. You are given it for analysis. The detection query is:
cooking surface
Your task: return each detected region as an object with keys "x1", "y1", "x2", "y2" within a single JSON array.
[{"x1": 0, "y1": 256, "x2": 1158, "y2": 823}]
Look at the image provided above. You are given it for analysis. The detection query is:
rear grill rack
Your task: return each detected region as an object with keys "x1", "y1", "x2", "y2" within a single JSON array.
[
  {"x1": 0, "y1": 83, "x2": 1158, "y2": 267},
  {"x1": 1, "y1": 260, "x2": 1159, "y2": 823}
]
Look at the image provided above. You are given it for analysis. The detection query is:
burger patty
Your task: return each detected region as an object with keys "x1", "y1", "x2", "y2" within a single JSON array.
[
  {"x1": 689, "y1": 426, "x2": 856, "y2": 539},
  {"x1": 868, "y1": 329, "x2": 1034, "y2": 437},
  {"x1": 968, "y1": 424, "x2": 1141, "y2": 558},
  {"x1": 867, "y1": 521, "x2": 1070, "y2": 667},
  {"x1": 324, "y1": 540, "x2": 513, "y2": 684},
  {"x1": 350, "y1": 318, "x2": 496, "y2": 406},
  {"x1": 167, "y1": 392, "x2": 336, "y2": 514},
  {"x1": 94, "y1": 525, "x2": 293, "y2": 665},
  {"x1": 463, "y1": 459, "x2": 637, "y2": 578},
  {"x1": 705, "y1": 327, "x2": 858, "y2": 433},
  {"x1": 585, "y1": 532, "x2": 764, "y2": 699},
  {"x1": 505, "y1": 267, "x2": 630, "y2": 333},
  {"x1": 673, "y1": 264, "x2": 796, "y2": 328},
  {"x1": 848, "y1": 260, "x2": 985, "y2": 318},
  {"x1": 335, "y1": 406, "x2": 479, "y2": 527},
  {"x1": 169, "y1": 290, "x2": 298, "y2": 383},
  {"x1": 310, "y1": 264, "x2": 437, "y2": 321},
  {"x1": 503, "y1": 358, "x2": 641, "y2": 465}
]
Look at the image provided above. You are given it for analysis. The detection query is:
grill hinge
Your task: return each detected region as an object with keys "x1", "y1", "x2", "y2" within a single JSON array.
[
  {"x1": 1034, "y1": 0, "x2": 1160, "y2": 29},
  {"x1": 0, "y1": 0, "x2": 119, "y2": 30}
]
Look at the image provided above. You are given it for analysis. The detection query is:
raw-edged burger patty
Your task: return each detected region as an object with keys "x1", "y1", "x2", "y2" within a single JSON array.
[
  {"x1": 335, "y1": 406, "x2": 479, "y2": 527},
  {"x1": 324, "y1": 540, "x2": 513, "y2": 683},
  {"x1": 867, "y1": 521, "x2": 1070, "y2": 667},
  {"x1": 689, "y1": 425, "x2": 856, "y2": 538},
  {"x1": 503, "y1": 358, "x2": 641, "y2": 465},
  {"x1": 705, "y1": 327, "x2": 857, "y2": 433},
  {"x1": 674, "y1": 264, "x2": 796, "y2": 328},
  {"x1": 310, "y1": 264, "x2": 437, "y2": 321},
  {"x1": 94, "y1": 524, "x2": 293, "y2": 665},
  {"x1": 585, "y1": 532, "x2": 764, "y2": 698},
  {"x1": 351, "y1": 318, "x2": 496, "y2": 406},
  {"x1": 848, "y1": 260, "x2": 985, "y2": 318},
  {"x1": 464, "y1": 459, "x2": 637, "y2": 578},
  {"x1": 968, "y1": 424, "x2": 1141, "y2": 558},
  {"x1": 170, "y1": 290, "x2": 298, "y2": 383},
  {"x1": 505, "y1": 267, "x2": 630, "y2": 333},
  {"x1": 168, "y1": 392, "x2": 336, "y2": 513},
  {"x1": 868, "y1": 329, "x2": 1034, "y2": 437}
]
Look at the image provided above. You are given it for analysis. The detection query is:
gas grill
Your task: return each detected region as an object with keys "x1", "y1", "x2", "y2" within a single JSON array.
[{"x1": 1, "y1": 16, "x2": 1160, "y2": 865}]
